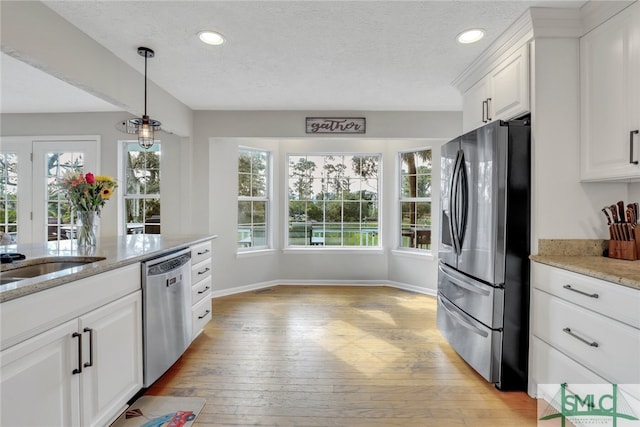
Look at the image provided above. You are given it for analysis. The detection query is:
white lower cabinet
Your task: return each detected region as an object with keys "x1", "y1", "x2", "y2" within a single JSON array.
[
  {"x1": 0, "y1": 291, "x2": 142, "y2": 427},
  {"x1": 530, "y1": 263, "x2": 640, "y2": 403},
  {"x1": 191, "y1": 240, "x2": 213, "y2": 340}
]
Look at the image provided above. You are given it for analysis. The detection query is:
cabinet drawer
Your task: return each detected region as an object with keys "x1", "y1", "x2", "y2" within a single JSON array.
[
  {"x1": 191, "y1": 241, "x2": 212, "y2": 266},
  {"x1": 533, "y1": 289, "x2": 640, "y2": 385},
  {"x1": 191, "y1": 259, "x2": 211, "y2": 285},
  {"x1": 532, "y1": 336, "x2": 607, "y2": 386},
  {"x1": 192, "y1": 276, "x2": 212, "y2": 306},
  {"x1": 533, "y1": 263, "x2": 640, "y2": 328},
  {"x1": 192, "y1": 297, "x2": 212, "y2": 339}
]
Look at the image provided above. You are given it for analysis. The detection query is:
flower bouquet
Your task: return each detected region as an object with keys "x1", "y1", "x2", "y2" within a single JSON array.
[{"x1": 58, "y1": 171, "x2": 117, "y2": 246}]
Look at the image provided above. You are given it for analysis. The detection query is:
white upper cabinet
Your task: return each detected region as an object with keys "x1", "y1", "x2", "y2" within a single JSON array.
[
  {"x1": 580, "y1": 2, "x2": 640, "y2": 182},
  {"x1": 462, "y1": 44, "x2": 530, "y2": 133}
]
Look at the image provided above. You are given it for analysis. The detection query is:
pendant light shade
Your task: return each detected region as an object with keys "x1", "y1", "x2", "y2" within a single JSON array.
[{"x1": 119, "y1": 47, "x2": 161, "y2": 149}]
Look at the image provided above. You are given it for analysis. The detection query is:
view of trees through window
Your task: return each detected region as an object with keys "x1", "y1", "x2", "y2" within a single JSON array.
[
  {"x1": 124, "y1": 143, "x2": 161, "y2": 235},
  {"x1": 46, "y1": 152, "x2": 86, "y2": 241},
  {"x1": 400, "y1": 149, "x2": 432, "y2": 250},
  {"x1": 288, "y1": 154, "x2": 380, "y2": 247},
  {"x1": 0, "y1": 153, "x2": 18, "y2": 242},
  {"x1": 238, "y1": 148, "x2": 269, "y2": 249}
]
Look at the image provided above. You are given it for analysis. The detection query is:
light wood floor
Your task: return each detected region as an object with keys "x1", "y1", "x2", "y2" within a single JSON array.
[{"x1": 147, "y1": 286, "x2": 537, "y2": 426}]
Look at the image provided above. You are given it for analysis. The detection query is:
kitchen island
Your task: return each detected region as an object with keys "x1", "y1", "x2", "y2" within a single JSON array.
[
  {"x1": 0, "y1": 234, "x2": 216, "y2": 303},
  {"x1": 0, "y1": 234, "x2": 216, "y2": 427}
]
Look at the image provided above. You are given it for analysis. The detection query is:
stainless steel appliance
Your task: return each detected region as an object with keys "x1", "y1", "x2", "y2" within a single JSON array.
[
  {"x1": 437, "y1": 118, "x2": 531, "y2": 390},
  {"x1": 142, "y1": 247, "x2": 192, "y2": 387}
]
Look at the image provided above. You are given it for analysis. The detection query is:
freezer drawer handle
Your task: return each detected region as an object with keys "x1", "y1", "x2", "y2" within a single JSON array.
[
  {"x1": 562, "y1": 327, "x2": 599, "y2": 348},
  {"x1": 563, "y1": 284, "x2": 598, "y2": 299},
  {"x1": 439, "y1": 297, "x2": 488, "y2": 338},
  {"x1": 439, "y1": 264, "x2": 490, "y2": 296}
]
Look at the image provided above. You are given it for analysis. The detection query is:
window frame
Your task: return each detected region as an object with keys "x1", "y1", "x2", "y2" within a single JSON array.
[
  {"x1": 0, "y1": 136, "x2": 99, "y2": 244},
  {"x1": 118, "y1": 140, "x2": 162, "y2": 236},
  {"x1": 398, "y1": 147, "x2": 433, "y2": 253},
  {"x1": 285, "y1": 152, "x2": 382, "y2": 250},
  {"x1": 237, "y1": 146, "x2": 272, "y2": 252}
]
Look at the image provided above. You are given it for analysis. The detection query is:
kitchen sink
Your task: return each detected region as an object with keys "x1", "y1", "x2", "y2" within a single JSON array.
[{"x1": 0, "y1": 257, "x2": 106, "y2": 284}]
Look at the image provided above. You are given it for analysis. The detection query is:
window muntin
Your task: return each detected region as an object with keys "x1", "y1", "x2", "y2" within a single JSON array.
[
  {"x1": 238, "y1": 148, "x2": 270, "y2": 249},
  {"x1": 399, "y1": 149, "x2": 432, "y2": 251},
  {"x1": 287, "y1": 154, "x2": 380, "y2": 248},
  {"x1": 123, "y1": 143, "x2": 161, "y2": 234}
]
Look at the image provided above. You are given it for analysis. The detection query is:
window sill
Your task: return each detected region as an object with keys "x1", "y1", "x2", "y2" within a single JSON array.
[
  {"x1": 391, "y1": 249, "x2": 435, "y2": 261},
  {"x1": 237, "y1": 248, "x2": 277, "y2": 258},
  {"x1": 283, "y1": 247, "x2": 385, "y2": 255}
]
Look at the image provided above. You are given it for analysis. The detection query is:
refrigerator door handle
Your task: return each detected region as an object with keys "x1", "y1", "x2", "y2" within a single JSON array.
[
  {"x1": 438, "y1": 263, "x2": 490, "y2": 296},
  {"x1": 439, "y1": 296, "x2": 489, "y2": 338},
  {"x1": 448, "y1": 150, "x2": 462, "y2": 255},
  {"x1": 456, "y1": 152, "x2": 468, "y2": 252}
]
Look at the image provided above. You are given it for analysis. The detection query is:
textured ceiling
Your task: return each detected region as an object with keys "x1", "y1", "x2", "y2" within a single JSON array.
[{"x1": 3, "y1": 1, "x2": 587, "y2": 113}]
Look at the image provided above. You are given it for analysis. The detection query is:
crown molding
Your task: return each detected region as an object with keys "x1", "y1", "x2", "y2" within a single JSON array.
[
  {"x1": 581, "y1": 0, "x2": 636, "y2": 35},
  {"x1": 452, "y1": 1, "x2": 636, "y2": 92}
]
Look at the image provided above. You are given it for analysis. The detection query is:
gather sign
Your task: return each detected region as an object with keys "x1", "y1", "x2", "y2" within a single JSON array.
[{"x1": 305, "y1": 117, "x2": 366, "y2": 134}]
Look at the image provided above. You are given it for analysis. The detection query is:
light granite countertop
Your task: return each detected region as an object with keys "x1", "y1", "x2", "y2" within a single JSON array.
[
  {"x1": 530, "y1": 255, "x2": 640, "y2": 290},
  {"x1": 0, "y1": 234, "x2": 217, "y2": 303},
  {"x1": 531, "y1": 239, "x2": 640, "y2": 291}
]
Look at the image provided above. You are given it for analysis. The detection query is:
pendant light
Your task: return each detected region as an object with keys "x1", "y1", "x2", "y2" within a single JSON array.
[{"x1": 120, "y1": 47, "x2": 161, "y2": 149}]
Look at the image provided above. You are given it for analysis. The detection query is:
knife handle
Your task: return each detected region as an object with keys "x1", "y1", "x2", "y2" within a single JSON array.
[{"x1": 610, "y1": 205, "x2": 619, "y2": 223}]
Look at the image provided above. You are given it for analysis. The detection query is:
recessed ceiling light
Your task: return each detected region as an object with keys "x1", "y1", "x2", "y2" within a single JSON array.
[
  {"x1": 456, "y1": 29, "x2": 485, "y2": 44},
  {"x1": 198, "y1": 31, "x2": 225, "y2": 46}
]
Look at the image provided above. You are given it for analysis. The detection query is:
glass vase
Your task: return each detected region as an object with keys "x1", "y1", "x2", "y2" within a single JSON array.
[{"x1": 77, "y1": 210, "x2": 99, "y2": 247}]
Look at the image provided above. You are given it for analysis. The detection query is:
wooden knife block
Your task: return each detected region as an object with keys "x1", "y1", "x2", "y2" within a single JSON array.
[{"x1": 608, "y1": 239, "x2": 639, "y2": 261}]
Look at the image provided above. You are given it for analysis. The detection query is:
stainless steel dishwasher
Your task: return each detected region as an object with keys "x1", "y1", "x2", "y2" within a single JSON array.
[{"x1": 142, "y1": 247, "x2": 192, "y2": 387}]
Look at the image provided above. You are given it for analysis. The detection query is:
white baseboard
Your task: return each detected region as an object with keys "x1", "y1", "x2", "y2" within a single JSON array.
[{"x1": 211, "y1": 280, "x2": 437, "y2": 298}]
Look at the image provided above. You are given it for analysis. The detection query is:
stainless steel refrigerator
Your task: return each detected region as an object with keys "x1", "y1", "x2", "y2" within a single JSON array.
[{"x1": 437, "y1": 118, "x2": 531, "y2": 390}]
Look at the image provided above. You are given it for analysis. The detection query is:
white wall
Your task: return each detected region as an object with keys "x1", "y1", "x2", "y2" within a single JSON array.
[
  {"x1": 530, "y1": 38, "x2": 629, "y2": 251},
  {"x1": 195, "y1": 111, "x2": 461, "y2": 294},
  {"x1": 1, "y1": 112, "x2": 189, "y2": 237}
]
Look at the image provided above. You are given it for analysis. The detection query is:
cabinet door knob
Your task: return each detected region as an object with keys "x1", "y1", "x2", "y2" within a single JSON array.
[{"x1": 630, "y1": 130, "x2": 639, "y2": 165}]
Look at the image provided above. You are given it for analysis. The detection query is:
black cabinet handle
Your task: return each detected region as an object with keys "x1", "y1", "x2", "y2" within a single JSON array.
[
  {"x1": 198, "y1": 267, "x2": 210, "y2": 275},
  {"x1": 197, "y1": 249, "x2": 210, "y2": 255},
  {"x1": 72, "y1": 332, "x2": 82, "y2": 374},
  {"x1": 486, "y1": 98, "x2": 492, "y2": 121},
  {"x1": 563, "y1": 284, "x2": 599, "y2": 299},
  {"x1": 630, "y1": 130, "x2": 639, "y2": 165},
  {"x1": 563, "y1": 327, "x2": 599, "y2": 347},
  {"x1": 83, "y1": 327, "x2": 94, "y2": 368},
  {"x1": 197, "y1": 286, "x2": 211, "y2": 294},
  {"x1": 198, "y1": 309, "x2": 211, "y2": 320},
  {"x1": 482, "y1": 100, "x2": 488, "y2": 123}
]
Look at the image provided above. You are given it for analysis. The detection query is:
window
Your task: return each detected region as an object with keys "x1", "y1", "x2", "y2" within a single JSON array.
[
  {"x1": 123, "y1": 142, "x2": 161, "y2": 235},
  {"x1": 0, "y1": 151, "x2": 18, "y2": 243},
  {"x1": 0, "y1": 137, "x2": 98, "y2": 244},
  {"x1": 238, "y1": 148, "x2": 270, "y2": 250},
  {"x1": 399, "y1": 149, "x2": 432, "y2": 251},
  {"x1": 287, "y1": 154, "x2": 380, "y2": 248}
]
